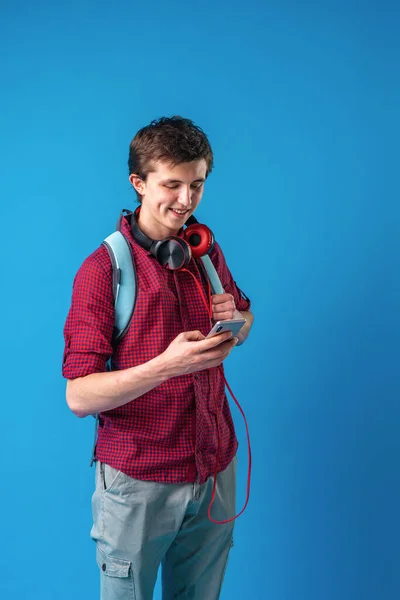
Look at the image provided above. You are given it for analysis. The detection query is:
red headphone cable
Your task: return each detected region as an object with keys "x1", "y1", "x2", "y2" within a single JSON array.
[{"x1": 180, "y1": 267, "x2": 252, "y2": 524}]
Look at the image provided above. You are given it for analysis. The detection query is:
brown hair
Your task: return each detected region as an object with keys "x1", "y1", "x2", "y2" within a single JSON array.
[{"x1": 128, "y1": 116, "x2": 214, "y2": 201}]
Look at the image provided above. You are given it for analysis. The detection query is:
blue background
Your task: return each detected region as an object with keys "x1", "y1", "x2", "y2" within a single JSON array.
[{"x1": 1, "y1": 0, "x2": 399, "y2": 598}]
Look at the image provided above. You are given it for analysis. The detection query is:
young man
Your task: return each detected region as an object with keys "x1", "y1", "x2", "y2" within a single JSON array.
[{"x1": 62, "y1": 116, "x2": 254, "y2": 600}]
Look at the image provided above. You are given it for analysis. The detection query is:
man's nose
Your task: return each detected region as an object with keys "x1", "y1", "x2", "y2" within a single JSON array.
[{"x1": 178, "y1": 186, "x2": 192, "y2": 207}]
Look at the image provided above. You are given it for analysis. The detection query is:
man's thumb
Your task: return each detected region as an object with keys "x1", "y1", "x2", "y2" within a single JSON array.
[{"x1": 184, "y1": 330, "x2": 205, "y2": 342}]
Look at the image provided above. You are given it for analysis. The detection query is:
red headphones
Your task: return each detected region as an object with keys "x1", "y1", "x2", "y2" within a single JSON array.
[{"x1": 124, "y1": 207, "x2": 215, "y2": 269}]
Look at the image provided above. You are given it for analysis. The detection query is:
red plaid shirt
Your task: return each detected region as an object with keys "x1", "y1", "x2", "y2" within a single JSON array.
[{"x1": 62, "y1": 214, "x2": 251, "y2": 484}]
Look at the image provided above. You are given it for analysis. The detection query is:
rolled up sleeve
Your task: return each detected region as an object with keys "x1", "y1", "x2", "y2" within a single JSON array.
[{"x1": 62, "y1": 249, "x2": 114, "y2": 379}]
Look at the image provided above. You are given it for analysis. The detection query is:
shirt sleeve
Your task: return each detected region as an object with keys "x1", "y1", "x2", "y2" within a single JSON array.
[
  {"x1": 62, "y1": 248, "x2": 115, "y2": 379},
  {"x1": 208, "y1": 242, "x2": 251, "y2": 312}
]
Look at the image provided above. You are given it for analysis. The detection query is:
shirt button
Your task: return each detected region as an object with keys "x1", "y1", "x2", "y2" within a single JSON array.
[{"x1": 102, "y1": 564, "x2": 106, "y2": 572}]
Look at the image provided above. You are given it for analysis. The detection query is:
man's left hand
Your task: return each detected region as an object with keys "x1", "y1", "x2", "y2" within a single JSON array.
[{"x1": 211, "y1": 293, "x2": 236, "y2": 321}]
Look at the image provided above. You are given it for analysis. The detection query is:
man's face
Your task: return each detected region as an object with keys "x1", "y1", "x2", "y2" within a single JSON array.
[{"x1": 129, "y1": 159, "x2": 207, "y2": 239}]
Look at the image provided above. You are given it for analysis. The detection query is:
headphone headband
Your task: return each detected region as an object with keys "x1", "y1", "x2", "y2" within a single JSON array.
[
  {"x1": 130, "y1": 209, "x2": 155, "y2": 253},
  {"x1": 185, "y1": 214, "x2": 198, "y2": 226}
]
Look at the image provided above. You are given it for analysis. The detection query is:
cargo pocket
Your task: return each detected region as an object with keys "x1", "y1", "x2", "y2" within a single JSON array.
[{"x1": 96, "y1": 546, "x2": 136, "y2": 598}]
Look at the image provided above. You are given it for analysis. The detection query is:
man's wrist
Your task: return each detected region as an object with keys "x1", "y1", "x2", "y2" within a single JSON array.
[{"x1": 149, "y1": 352, "x2": 178, "y2": 381}]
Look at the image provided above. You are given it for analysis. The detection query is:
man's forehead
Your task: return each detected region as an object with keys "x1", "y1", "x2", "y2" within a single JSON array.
[{"x1": 150, "y1": 159, "x2": 207, "y2": 179}]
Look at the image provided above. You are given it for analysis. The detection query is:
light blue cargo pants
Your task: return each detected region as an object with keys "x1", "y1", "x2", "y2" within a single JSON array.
[{"x1": 90, "y1": 455, "x2": 237, "y2": 599}]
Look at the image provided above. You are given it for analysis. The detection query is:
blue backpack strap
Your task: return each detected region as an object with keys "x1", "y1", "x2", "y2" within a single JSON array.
[
  {"x1": 89, "y1": 230, "x2": 137, "y2": 467},
  {"x1": 200, "y1": 255, "x2": 224, "y2": 295},
  {"x1": 103, "y1": 231, "x2": 138, "y2": 346}
]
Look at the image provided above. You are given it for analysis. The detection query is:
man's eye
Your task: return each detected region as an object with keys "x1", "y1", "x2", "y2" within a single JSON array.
[{"x1": 164, "y1": 183, "x2": 203, "y2": 190}]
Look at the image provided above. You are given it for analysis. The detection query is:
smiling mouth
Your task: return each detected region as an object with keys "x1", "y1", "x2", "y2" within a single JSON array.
[{"x1": 169, "y1": 208, "x2": 188, "y2": 216}]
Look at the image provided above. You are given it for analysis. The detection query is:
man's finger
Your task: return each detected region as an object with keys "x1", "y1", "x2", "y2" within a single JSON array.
[
  {"x1": 184, "y1": 330, "x2": 206, "y2": 341},
  {"x1": 213, "y1": 312, "x2": 235, "y2": 321},
  {"x1": 213, "y1": 304, "x2": 233, "y2": 312},
  {"x1": 197, "y1": 331, "x2": 232, "y2": 351},
  {"x1": 212, "y1": 294, "x2": 233, "y2": 305}
]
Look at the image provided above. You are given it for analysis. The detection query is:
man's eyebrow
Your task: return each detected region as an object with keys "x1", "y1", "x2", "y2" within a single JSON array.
[{"x1": 159, "y1": 178, "x2": 206, "y2": 184}]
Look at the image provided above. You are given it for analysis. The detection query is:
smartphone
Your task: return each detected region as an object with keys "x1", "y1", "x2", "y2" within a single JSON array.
[{"x1": 206, "y1": 318, "x2": 246, "y2": 339}]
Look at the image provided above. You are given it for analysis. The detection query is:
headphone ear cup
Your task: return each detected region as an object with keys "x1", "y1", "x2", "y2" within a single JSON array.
[
  {"x1": 183, "y1": 224, "x2": 215, "y2": 258},
  {"x1": 155, "y1": 236, "x2": 192, "y2": 270}
]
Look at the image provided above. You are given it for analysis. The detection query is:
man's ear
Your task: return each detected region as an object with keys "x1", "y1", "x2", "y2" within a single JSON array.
[{"x1": 129, "y1": 173, "x2": 145, "y2": 196}]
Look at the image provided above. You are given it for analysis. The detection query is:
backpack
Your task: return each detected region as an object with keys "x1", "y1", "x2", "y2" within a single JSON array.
[{"x1": 89, "y1": 219, "x2": 225, "y2": 465}]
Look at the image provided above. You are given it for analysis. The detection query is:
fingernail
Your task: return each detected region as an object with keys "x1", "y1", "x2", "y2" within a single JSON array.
[{"x1": 234, "y1": 337, "x2": 239, "y2": 345}]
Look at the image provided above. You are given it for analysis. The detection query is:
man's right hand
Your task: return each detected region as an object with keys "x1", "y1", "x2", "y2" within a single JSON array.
[{"x1": 160, "y1": 330, "x2": 238, "y2": 377}]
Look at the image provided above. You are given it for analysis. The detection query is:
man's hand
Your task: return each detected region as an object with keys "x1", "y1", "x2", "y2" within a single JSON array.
[
  {"x1": 160, "y1": 330, "x2": 238, "y2": 378},
  {"x1": 211, "y1": 293, "x2": 236, "y2": 321}
]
